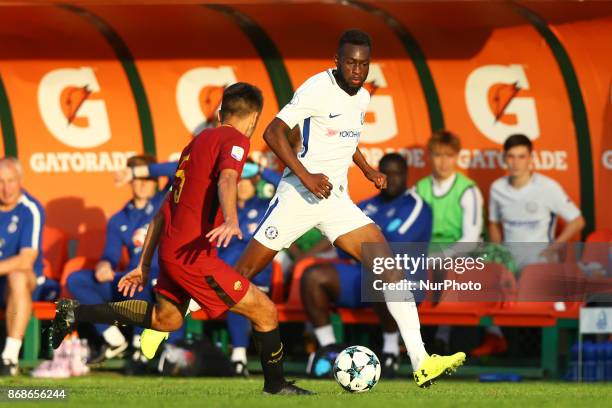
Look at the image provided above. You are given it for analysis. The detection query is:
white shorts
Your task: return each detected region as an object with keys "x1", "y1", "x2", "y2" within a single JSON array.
[{"x1": 253, "y1": 177, "x2": 373, "y2": 251}]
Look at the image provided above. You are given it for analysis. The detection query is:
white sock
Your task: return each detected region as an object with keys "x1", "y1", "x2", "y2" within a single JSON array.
[
  {"x1": 382, "y1": 331, "x2": 400, "y2": 356},
  {"x1": 435, "y1": 325, "x2": 451, "y2": 343},
  {"x1": 1, "y1": 337, "x2": 22, "y2": 364},
  {"x1": 314, "y1": 324, "x2": 336, "y2": 347},
  {"x1": 385, "y1": 299, "x2": 427, "y2": 370},
  {"x1": 102, "y1": 326, "x2": 126, "y2": 347},
  {"x1": 231, "y1": 347, "x2": 247, "y2": 363},
  {"x1": 132, "y1": 335, "x2": 141, "y2": 349},
  {"x1": 486, "y1": 326, "x2": 504, "y2": 337}
]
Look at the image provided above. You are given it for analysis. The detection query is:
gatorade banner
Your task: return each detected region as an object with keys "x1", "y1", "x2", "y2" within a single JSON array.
[
  {"x1": 0, "y1": 2, "x2": 610, "y2": 238},
  {"x1": 0, "y1": 6, "x2": 142, "y2": 239},
  {"x1": 86, "y1": 5, "x2": 280, "y2": 163}
]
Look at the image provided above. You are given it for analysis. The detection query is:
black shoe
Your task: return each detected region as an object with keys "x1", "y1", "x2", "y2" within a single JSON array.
[
  {"x1": 87, "y1": 341, "x2": 129, "y2": 365},
  {"x1": 124, "y1": 351, "x2": 149, "y2": 376},
  {"x1": 430, "y1": 338, "x2": 450, "y2": 356},
  {"x1": 0, "y1": 359, "x2": 18, "y2": 376},
  {"x1": 50, "y1": 299, "x2": 79, "y2": 349},
  {"x1": 380, "y1": 353, "x2": 400, "y2": 379},
  {"x1": 306, "y1": 343, "x2": 344, "y2": 378},
  {"x1": 264, "y1": 380, "x2": 314, "y2": 395},
  {"x1": 232, "y1": 361, "x2": 249, "y2": 377}
]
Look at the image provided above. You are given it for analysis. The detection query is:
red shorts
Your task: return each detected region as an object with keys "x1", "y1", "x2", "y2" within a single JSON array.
[{"x1": 154, "y1": 257, "x2": 250, "y2": 318}]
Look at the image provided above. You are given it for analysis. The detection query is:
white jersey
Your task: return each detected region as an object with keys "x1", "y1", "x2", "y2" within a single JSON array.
[
  {"x1": 489, "y1": 172, "x2": 581, "y2": 243},
  {"x1": 276, "y1": 69, "x2": 370, "y2": 195}
]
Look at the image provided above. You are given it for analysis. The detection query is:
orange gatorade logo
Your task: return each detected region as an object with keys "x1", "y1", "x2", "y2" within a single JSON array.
[
  {"x1": 176, "y1": 66, "x2": 236, "y2": 135},
  {"x1": 38, "y1": 67, "x2": 112, "y2": 149},
  {"x1": 61, "y1": 85, "x2": 92, "y2": 126},
  {"x1": 465, "y1": 64, "x2": 540, "y2": 145}
]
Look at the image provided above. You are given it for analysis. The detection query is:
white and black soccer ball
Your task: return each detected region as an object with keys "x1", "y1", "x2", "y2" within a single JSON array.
[{"x1": 333, "y1": 345, "x2": 381, "y2": 393}]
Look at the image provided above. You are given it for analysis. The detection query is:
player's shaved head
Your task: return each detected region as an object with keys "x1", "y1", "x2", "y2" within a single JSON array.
[
  {"x1": 334, "y1": 29, "x2": 371, "y2": 94},
  {"x1": 379, "y1": 153, "x2": 408, "y2": 200},
  {"x1": 220, "y1": 82, "x2": 264, "y2": 122},
  {"x1": 337, "y1": 29, "x2": 372, "y2": 55}
]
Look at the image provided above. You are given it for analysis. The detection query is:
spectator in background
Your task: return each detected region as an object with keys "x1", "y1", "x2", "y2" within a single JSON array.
[
  {"x1": 415, "y1": 131, "x2": 484, "y2": 354},
  {"x1": 476, "y1": 134, "x2": 585, "y2": 357},
  {"x1": 301, "y1": 153, "x2": 432, "y2": 378},
  {"x1": 0, "y1": 157, "x2": 45, "y2": 376},
  {"x1": 67, "y1": 155, "x2": 171, "y2": 372}
]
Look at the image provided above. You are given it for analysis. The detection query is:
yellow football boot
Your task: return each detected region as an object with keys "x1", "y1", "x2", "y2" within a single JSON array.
[
  {"x1": 140, "y1": 329, "x2": 169, "y2": 359},
  {"x1": 413, "y1": 352, "x2": 466, "y2": 388}
]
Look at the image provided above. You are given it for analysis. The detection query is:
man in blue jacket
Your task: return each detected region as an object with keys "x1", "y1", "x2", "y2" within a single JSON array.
[
  {"x1": 0, "y1": 157, "x2": 45, "y2": 376},
  {"x1": 67, "y1": 155, "x2": 171, "y2": 370}
]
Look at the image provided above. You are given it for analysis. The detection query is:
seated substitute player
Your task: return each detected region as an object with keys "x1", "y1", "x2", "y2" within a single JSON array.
[
  {"x1": 415, "y1": 130, "x2": 484, "y2": 354},
  {"x1": 66, "y1": 154, "x2": 172, "y2": 368},
  {"x1": 476, "y1": 134, "x2": 585, "y2": 357},
  {"x1": 140, "y1": 29, "x2": 465, "y2": 388},
  {"x1": 0, "y1": 158, "x2": 45, "y2": 376},
  {"x1": 51, "y1": 83, "x2": 312, "y2": 395},
  {"x1": 302, "y1": 153, "x2": 432, "y2": 378}
]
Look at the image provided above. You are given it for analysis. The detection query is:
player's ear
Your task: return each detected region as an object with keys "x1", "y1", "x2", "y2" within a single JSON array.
[
  {"x1": 334, "y1": 53, "x2": 339, "y2": 67},
  {"x1": 216, "y1": 109, "x2": 222, "y2": 124}
]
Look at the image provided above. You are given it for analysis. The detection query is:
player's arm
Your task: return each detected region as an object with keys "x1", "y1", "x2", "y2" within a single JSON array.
[
  {"x1": 96, "y1": 218, "x2": 123, "y2": 282},
  {"x1": 206, "y1": 168, "x2": 243, "y2": 248},
  {"x1": 353, "y1": 147, "x2": 386, "y2": 189},
  {"x1": 263, "y1": 119, "x2": 332, "y2": 199},
  {"x1": 0, "y1": 206, "x2": 40, "y2": 277},
  {"x1": 0, "y1": 249, "x2": 37, "y2": 277},
  {"x1": 115, "y1": 161, "x2": 178, "y2": 186},
  {"x1": 119, "y1": 206, "x2": 166, "y2": 297},
  {"x1": 540, "y1": 182, "x2": 585, "y2": 259},
  {"x1": 488, "y1": 222, "x2": 503, "y2": 243},
  {"x1": 541, "y1": 215, "x2": 585, "y2": 259}
]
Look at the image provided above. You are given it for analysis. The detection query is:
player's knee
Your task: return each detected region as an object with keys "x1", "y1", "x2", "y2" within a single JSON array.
[
  {"x1": 302, "y1": 264, "x2": 334, "y2": 292},
  {"x1": 152, "y1": 307, "x2": 184, "y2": 332},
  {"x1": 7, "y1": 271, "x2": 32, "y2": 293},
  {"x1": 253, "y1": 295, "x2": 278, "y2": 330}
]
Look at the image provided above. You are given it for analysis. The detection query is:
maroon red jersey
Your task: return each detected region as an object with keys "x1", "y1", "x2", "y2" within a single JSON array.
[{"x1": 159, "y1": 126, "x2": 249, "y2": 266}]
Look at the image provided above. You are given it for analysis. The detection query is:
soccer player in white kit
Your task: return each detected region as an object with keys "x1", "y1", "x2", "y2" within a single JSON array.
[
  {"x1": 489, "y1": 134, "x2": 585, "y2": 268},
  {"x1": 234, "y1": 29, "x2": 465, "y2": 387},
  {"x1": 482, "y1": 134, "x2": 585, "y2": 356}
]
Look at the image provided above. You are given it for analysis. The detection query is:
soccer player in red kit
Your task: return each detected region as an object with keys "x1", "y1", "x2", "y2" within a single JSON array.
[{"x1": 50, "y1": 83, "x2": 311, "y2": 395}]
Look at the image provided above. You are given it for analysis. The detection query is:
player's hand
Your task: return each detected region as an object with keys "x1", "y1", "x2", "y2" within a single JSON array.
[
  {"x1": 113, "y1": 167, "x2": 133, "y2": 186},
  {"x1": 206, "y1": 220, "x2": 243, "y2": 248},
  {"x1": 94, "y1": 264, "x2": 115, "y2": 283},
  {"x1": 366, "y1": 169, "x2": 387, "y2": 190},
  {"x1": 117, "y1": 265, "x2": 149, "y2": 298},
  {"x1": 301, "y1": 172, "x2": 333, "y2": 199},
  {"x1": 539, "y1": 245, "x2": 558, "y2": 263}
]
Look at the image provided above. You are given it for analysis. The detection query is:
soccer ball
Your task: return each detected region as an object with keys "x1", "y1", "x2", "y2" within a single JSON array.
[{"x1": 333, "y1": 345, "x2": 381, "y2": 393}]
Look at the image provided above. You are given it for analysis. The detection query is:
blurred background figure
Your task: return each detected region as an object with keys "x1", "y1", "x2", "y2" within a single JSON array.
[
  {"x1": 0, "y1": 157, "x2": 45, "y2": 376},
  {"x1": 66, "y1": 155, "x2": 171, "y2": 373},
  {"x1": 415, "y1": 131, "x2": 484, "y2": 354}
]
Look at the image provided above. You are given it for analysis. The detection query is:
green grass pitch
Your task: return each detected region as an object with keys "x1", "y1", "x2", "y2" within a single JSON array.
[{"x1": 1, "y1": 375, "x2": 610, "y2": 408}]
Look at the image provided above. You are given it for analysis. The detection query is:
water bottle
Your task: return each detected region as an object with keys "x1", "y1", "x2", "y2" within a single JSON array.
[
  {"x1": 583, "y1": 342, "x2": 596, "y2": 381},
  {"x1": 606, "y1": 341, "x2": 612, "y2": 381},
  {"x1": 566, "y1": 343, "x2": 580, "y2": 381},
  {"x1": 479, "y1": 373, "x2": 522, "y2": 382},
  {"x1": 596, "y1": 342, "x2": 606, "y2": 381}
]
